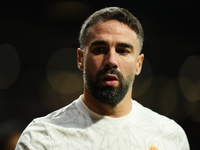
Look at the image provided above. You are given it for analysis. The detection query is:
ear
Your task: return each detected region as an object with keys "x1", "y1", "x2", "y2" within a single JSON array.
[
  {"x1": 135, "y1": 54, "x2": 144, "y2": 75},
  {"x1": 77, "y1": 48, "x2": 84, "y2": 70}
]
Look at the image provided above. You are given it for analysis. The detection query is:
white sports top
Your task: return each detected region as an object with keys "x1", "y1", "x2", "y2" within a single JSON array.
[{"x1": 15, "y1": 95, "x2": 190, "y2": 150}]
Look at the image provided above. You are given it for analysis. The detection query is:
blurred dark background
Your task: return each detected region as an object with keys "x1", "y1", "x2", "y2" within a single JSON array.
[{"x1": 0, "y1": 0, "x2": 200, "y2": 149}]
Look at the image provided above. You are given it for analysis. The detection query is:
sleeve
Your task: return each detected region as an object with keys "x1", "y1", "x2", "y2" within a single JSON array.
[
  {"x1": 177, "y1": 126, "x2": 190, "y2": 150},
  {"x1": 15, "y1": 120, "x2": 52, "y2": 150}
]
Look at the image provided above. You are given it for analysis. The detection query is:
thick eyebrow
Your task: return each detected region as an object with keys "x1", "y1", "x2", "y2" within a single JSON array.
[
  {"x1": 90, "y1": 40, "x2": 108, "y2": 47},
  {"x1": 90, "y1": 41, "x2": 134, "y2": 51},
  {"x1": 117, "y1": 43, "x2": 134, "y2": 51}
]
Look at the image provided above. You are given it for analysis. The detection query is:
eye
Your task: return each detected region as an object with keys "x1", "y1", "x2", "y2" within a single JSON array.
[
  {"x1": 117, "y1": 49, "x2": 130, "y2": 55},
  {"x1": 95, "y1": 47, "x2": 104, "y2": 52},
  {"x1": 92, "y1": 47, "x2": 106, "y2": 54}
]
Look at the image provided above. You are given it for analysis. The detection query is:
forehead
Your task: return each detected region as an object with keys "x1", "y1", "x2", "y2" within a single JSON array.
[{"x1": 85, "y1": 20, "x2": 139, "y2": 48}]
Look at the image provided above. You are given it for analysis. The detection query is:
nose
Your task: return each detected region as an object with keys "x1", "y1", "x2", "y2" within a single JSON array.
[{"x1": 104, "y1": 50, "x2": 118, "y2": 69}]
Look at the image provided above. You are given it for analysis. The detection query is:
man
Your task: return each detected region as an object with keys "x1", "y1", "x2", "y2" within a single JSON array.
[{"x1": 15, "y1": 7, "x2": 190, "y2": 150}]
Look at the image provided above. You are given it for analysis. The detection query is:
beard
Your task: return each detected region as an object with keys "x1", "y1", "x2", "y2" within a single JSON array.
[{"x1": 83, "y1": 68, "x2": 135, "y2": 105}]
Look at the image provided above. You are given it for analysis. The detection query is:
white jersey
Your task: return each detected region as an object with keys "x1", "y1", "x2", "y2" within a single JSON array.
[{"x1": 15, "y1": 95, "x2": 190, "y2": 150}]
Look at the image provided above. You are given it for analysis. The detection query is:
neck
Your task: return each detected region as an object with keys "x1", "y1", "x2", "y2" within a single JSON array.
[{"x1": 81, "y1": 86, "x2": 133, "y2": 118}]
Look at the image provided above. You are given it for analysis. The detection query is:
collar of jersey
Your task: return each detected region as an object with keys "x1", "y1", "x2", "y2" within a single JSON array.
[{"x1": 75, "y1": 95, "x2": 137, "y2": 125}]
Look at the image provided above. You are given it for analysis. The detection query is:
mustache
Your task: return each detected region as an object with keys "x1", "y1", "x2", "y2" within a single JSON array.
[{"x1": 95, "y1": 68, "x2": 123, "y2": 80}]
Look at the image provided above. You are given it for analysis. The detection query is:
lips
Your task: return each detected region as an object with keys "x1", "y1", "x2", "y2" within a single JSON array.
[{"x1": 101, "y1": 74, "x2": 119, "y2": 86}]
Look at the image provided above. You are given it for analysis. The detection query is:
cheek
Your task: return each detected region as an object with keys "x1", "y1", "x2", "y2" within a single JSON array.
[
  {"x1": 84, "y1": 56, "x2": 102, "y2": 74},
  {"x1": 120, "y1": 60, "x2": 137, "y2": 76}
]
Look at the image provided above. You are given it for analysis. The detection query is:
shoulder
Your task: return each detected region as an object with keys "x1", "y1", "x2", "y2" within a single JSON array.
[
  {"x1": 133, "y1": 100, "x2": 177, "y2": 125},
  {"x1": 15, "y1": 118, "x2": 51, "y2": 150},
  {"x1": 132, "y1": 100, "x2": 188, "y2": 138},
  {"x1": 132, "y1": 100, "x2": 190, "y2": 149},
  {"x1": 29, "y1": 98, "x2": 85, "y2": 128},
  {"x1": 15, "y1": 99, "x2": 81, "y2": 150}
]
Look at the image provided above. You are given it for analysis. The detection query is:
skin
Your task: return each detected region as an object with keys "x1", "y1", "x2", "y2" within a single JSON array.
[{"x1": 77, "y1": 20, "x2": 144, "y2": 118}]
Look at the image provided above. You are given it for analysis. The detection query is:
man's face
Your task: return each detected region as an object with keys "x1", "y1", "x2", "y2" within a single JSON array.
[{"x1": 78, "y1": 20, "x2": 144, "y2": 105}]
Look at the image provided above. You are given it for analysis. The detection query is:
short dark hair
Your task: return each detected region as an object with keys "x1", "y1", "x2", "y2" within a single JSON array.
[{"x1": 79, "y1": 7, "x2": 144, "y2": 51}]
